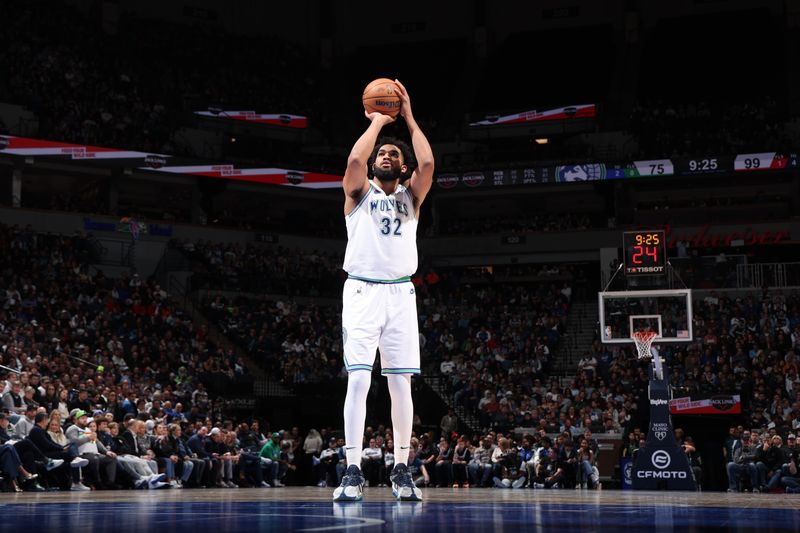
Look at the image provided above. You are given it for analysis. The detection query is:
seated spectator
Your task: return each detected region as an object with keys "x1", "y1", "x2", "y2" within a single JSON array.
[
  {"x1": 27, "y1": 412, "x2": 90, "y2": 491},
  {"x1": 361, "y1": 437, "x2": 384, "y2": 488},
  {"x1": 681, "y1": 435, "x2": 703, "y2": 488},
  {"x1": 0, "y1": 413, "x2": 61, "y2": 489},
  {"x1": 530, "y1": 437, "x2": 559, "y2": 489},
  {"x1": 66, "y1": 410, "x2": 118, "y2": 490},
  {"x1": 13, "y1": 404, "x2": 38, "y2": 438},
  {"x1": 187, "y1": 426, "x2": 221, "y2": 488},
  {"x1": 226, "y1": 429, "x2": 267, "y2": 488},
  {"x1": 577, "y1": 437, "x2": 599, "y2": 489},
  {"x1": 169, "y1": 423, "x2": 206, "y2": 487},
  {"x1": 757, "y1": 435, "x2": 787, "y2": 492},
  {"x1": 152, "y1": 422, "x2": 184, "y2": 488},
  {"x1": 205, "y1": 427, "x2": 236, "y2": 488},
  {"x1": 319, "y1": 436, "x2": 345, "y2": 488},
  {"x1": 491, "y1": 437, "x2": 525, "y2": 489},
  {"x1": 406, "y1": 447, "x2": 429, "y2": 488},
  {"x1": 433, "y1": 438, "x2": 453, "y2": 488},
  {"x1": 2, "y1": 381, "x2": 26, "y2": 418},
  {"x1": 450, "y1": 436, "x2": 471, "y2": 488},
  {"x1": 113, "y1": 419, "x2": 168, "y2": 489},
  {"x1": 468, "y1": 435, "x2": 496, "y2": 488},
  {"x1": 258, "y1": 431, "x2": 284, "y2": 487},
  {"x1": 727, "y1": 432, "x2": 760, "y2": 492}
]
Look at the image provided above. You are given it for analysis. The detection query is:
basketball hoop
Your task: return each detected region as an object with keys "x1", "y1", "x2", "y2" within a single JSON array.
[{"x1": 632, "y1": 331, "x2": 658, "y2": 360}]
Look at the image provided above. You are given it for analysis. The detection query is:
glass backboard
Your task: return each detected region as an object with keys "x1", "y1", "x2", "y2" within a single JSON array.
[{"x1": 599, "y1": 289, "x2": 693, "y2": 344}]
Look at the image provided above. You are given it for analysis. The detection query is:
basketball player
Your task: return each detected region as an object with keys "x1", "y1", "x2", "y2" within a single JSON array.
[{"x1": 333, "y1": 79, "x2": 434, "y2": 502}]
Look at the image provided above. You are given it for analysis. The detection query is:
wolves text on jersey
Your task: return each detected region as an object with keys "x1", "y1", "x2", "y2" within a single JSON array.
[{"x1": 369, "y1": 198, "x2": 409, "y2": 216}]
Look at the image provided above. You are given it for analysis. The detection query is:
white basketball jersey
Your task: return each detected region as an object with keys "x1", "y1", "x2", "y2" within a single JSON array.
[{"x1": 343, "y1": 180, "x2": 418, "y2": 281}]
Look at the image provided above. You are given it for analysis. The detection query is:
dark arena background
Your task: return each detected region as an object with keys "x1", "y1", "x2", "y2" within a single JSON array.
[{"x1": 1, "y1": 0, "x2": 800, "y2": 531}]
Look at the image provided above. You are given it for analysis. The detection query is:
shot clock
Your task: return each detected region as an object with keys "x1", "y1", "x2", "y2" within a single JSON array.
[{"x1": 623, "y1": 230, "x2": 666, "y2": 275}]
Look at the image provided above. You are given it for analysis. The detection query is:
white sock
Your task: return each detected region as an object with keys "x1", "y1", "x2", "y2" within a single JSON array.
[
  {"x1": 343, "y1": 370, "x2": 371, "y2": 468},
  {"x1": 387, "y1": 373, "x2": 413, "y2": 466}
]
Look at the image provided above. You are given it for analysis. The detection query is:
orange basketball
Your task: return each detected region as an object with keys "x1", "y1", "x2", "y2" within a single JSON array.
[{"x1": 362, "y1": 78, "x2": 401, "y2": 117}]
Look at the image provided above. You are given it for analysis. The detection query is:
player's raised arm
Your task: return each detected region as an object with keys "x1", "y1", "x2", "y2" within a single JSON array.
[
  {"x1": 343, "y1": 112, "x2": 396, "y2": 213},
  {"x1": 394, "y1": 79, "x2": 434, "y2": 208}
]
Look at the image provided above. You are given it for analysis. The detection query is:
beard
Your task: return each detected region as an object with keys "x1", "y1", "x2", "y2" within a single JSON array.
[{"x1": 373, "y1": 166, "x2": 402, "y2": 182}]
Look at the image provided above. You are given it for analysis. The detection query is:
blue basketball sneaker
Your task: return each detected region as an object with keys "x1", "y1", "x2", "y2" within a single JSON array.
[
  {"x1": 390, "y1": 463, "x2": 422, "y2": 501},
  {"x1": 333, "y1": 464, "x2": 365, "y2": 502}
]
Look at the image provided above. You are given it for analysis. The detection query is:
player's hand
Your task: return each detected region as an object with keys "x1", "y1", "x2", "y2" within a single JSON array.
[
  {"x1": 394, "y1": 79, "x2": 411, "y2": 118},
  {"x1": 365, "y1": 110, "x2": 396, "y2": 125}
]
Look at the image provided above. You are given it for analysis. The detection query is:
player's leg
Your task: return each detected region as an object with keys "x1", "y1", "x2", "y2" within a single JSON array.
[
  {"x1": 380, "y1": 282, "x2": 422, "y2": 501},
  {"x1": 335, "y1": 279, "x2": 381, "y2": 502}
]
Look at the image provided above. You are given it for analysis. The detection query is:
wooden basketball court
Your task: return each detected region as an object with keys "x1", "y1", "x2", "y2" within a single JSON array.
[{"x1": 5, "y1": 487, "x2": 798, "y2": 532}]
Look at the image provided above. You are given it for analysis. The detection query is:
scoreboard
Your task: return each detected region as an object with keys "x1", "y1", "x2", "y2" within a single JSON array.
[
  {"x1": 623, "y1": 230, "x2": 666, "y2": 275},
  {"x1": 433, "y1": 151, "x2": 799, "y2": 189}
]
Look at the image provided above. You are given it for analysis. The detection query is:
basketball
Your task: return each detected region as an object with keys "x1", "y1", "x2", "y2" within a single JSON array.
[{"x1": 362, "y1": 78, "x2": 401, "y2": 117}]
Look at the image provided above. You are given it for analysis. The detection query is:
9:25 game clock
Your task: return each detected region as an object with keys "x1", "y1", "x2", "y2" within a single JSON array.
[{"x1": 623, "y1": 230, "x2": 666, "y2": 275}]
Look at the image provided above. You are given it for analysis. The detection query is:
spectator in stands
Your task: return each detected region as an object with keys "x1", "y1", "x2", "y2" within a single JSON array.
[
  {"x1": 0, "y1": 412, "x2": 62, "y2": 485},
  {"x1": 440, "y1": 408, "x2": 458, "y2": 440},
  {"x1": 2, "y1": 381, "x2": 26, "y2": 417},
  {"x1": 361, "y1": 437, "x2": 384, "y2": 488},
  {"x1": 226, "y1": 429, "x2": 266, "y2": 488},
  {"x1": 205, "y1": 427, "x2": 234, "y2": 488},
  {"x1": 114, "y1": 419, "x2": 168, "y2": 489},
  {"x1": 152, "y1": 422, "x2": 183, "y2": 488},
  {"x1": 681, "y1": 436, "x2": 703, "y2": 488},
  {"x1": 66, "y1": 410, "x2": 118, "y2": 489},
  {"x1": 757, "y1": 434, "x2": 787, "y2": 492},
  {"x1": 28, "y1": 412, "x2": 90, "y2": 491},
  {"x1": 237, "y1": 422, "x2": 262, "y2": 453},
  {"x1": 727, "y1": 432, "x2": 760, "y2": 492},
  {"x1": 450, "y1": 436, "x2": 471, "y2": 488},
  {"x1": 433, "y1": 437, "x2": 453, "y2": 488},
  {"x1": 168, "y1": 423, "x2": 204, "y2": 487},
  {"x1": 577, "y1": 437, "x2": 598, "y2": 489},
  {"x1": 187, "y1": 426, "x2": 220, "y2": 488},
  {"x1": 259, "y1": 431, "x2": 284, "y2": 487},
  {"x1": 0, "y1": 437, "x2": 39, "y2": 492},
  {"x1": 406, "y1": 447, "x2": 429, "y2": 488},
  {"x1": 319, "y1": 436, "x2": 342, "y2": 487},
  {"x1": 13, "y1": 404, "x2": 38, "y2": 438},
  {"x1": 782, "y1": 436, "x2": 800, "y2": 493},
  {"x1": 468, "y1": 435, "x2": 496, "y2": 487},
  {"x1": 530, "y1": 436, "x2": 558, "y2": 489},
  {"x1": 492, "y1": 437, "x2": 525, "y2": 489}
]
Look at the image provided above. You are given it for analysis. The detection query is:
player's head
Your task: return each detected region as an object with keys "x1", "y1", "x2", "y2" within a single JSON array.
[{"x1": 369, "y1": 137, "x2": 415, "y2": 182}]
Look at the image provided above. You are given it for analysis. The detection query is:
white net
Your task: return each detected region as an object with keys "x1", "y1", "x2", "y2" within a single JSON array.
[{"x1": 632, "y1": 331, "x2": 658, "y2": 360}]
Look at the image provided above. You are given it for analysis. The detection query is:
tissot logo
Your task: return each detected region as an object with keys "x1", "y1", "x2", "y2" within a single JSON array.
[
  {"x1": 651, "y1": 450, "x2": 671, "y2": 469},
  {"x1": 650, "y1": 399, "x2": 668, "y2": 406}
]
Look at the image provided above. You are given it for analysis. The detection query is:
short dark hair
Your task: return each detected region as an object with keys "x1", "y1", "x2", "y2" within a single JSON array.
[
  {"x1": 368, "y1": 137, "x2": 416, "y2": 181},
  {"x1": 34, "y1": 412, "x2": 48, "y2": 424}
]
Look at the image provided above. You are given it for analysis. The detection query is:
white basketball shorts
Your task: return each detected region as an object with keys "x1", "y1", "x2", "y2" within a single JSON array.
[{"x1": 341, "y1": 277, "x2": 421, "y2": 375}]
